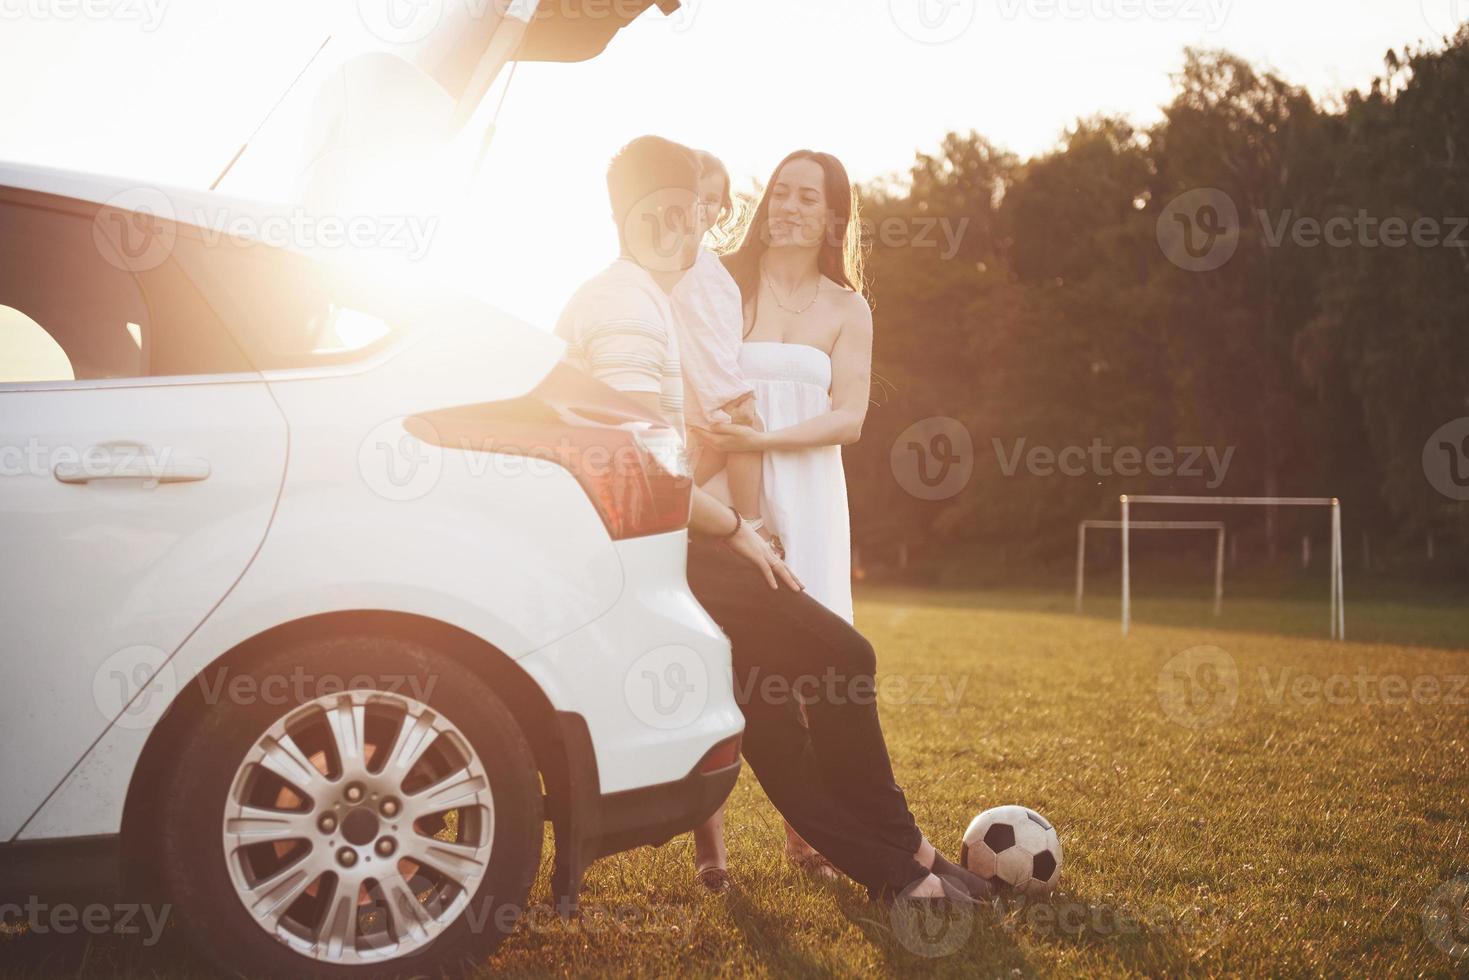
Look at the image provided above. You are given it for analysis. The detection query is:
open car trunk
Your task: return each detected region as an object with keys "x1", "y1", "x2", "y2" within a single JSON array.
[
  {"x1": 280, "y1": 0, "x2": 682, "y2": 219},
  {"x1": 398, "y1": 0, "x2": 683, "y2": 133}
]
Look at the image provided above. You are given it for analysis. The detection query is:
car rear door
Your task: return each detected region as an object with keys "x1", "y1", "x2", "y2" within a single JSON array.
[{"x1": 0, "y1": 185, "x2": 288, "y2": 840}]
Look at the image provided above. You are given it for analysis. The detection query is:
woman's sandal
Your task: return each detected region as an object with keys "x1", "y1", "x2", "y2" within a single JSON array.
[{"x1": 696, "y1": 867, "x2": 732, "y2": 893}]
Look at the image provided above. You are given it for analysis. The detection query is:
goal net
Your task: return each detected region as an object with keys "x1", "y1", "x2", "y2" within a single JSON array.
[{"x1": 1117, "y1": 495, "x2": 1345, "y2": 641}]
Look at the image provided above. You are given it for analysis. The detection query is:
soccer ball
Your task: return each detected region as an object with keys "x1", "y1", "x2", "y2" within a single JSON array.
[{"x1": 960, "y1": 805, "x2": 1063, "y2": 898}]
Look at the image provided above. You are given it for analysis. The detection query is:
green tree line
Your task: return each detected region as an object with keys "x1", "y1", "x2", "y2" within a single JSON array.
[{"x1": 847, "y1": 31, "x2": 1469, "y2": 584}]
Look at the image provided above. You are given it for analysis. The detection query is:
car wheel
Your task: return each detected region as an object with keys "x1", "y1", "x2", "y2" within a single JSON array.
[{"x1": 156, "y1": 633, "x2": 543, "y2": 977}]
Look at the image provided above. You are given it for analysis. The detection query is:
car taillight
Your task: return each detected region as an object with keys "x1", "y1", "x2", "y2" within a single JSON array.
[
  {"x1": 695, "y1": 735, "x2": 742, "y2": 773},
  {"x1": 406, "y1": 363, "x2": 693, "y2": 540}
]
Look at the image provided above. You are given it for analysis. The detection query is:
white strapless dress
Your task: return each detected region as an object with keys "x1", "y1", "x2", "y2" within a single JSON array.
[{"x1": 706, "y1": 341, "x2": 853, "y2": 623}]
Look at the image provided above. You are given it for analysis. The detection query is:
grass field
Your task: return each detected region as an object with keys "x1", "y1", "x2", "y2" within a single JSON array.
[{"x1": 5, "y1": 587, "x2": 1468, "y2": 977}]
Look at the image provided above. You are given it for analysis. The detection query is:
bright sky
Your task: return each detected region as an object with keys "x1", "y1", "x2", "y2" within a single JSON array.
[{"x1": 1, "y1": 0, "x2": 1463, "y2": 326}]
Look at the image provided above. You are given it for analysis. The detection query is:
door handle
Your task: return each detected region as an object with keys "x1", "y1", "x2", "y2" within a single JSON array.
[{"x1": 53, "y1": 448, "x2": 211, "y2": 485}]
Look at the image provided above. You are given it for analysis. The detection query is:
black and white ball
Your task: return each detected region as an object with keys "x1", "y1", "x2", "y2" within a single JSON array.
[{"x1": 960, "y1": 805, "x2": 1063, "y2": 898}]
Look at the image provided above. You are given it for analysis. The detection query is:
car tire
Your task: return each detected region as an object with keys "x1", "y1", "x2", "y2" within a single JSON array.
[{"x1": 156, "y1": 633, "x2": 543, "y2": 977}]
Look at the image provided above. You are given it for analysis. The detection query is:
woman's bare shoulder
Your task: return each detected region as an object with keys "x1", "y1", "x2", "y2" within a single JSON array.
[
  {"x1": 830, "y1": 284, "x2": 873, "y2": 336},
  {"x1": 818, "y1": 276, "x2": 871, "y2": 309}
]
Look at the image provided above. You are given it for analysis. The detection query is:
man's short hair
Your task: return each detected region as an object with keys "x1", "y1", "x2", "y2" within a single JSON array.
[{"x1": 607, "y1": 136, "x2": 700, "y2": 226}]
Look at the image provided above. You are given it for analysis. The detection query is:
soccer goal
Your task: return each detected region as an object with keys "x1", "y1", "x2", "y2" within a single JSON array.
[
  {"x1": 1119, "y1": 495, "x2": 1345, "y2": 641},
  {"x1": 1076, "y1": 520, "x2": 1226, "y2": 616}
]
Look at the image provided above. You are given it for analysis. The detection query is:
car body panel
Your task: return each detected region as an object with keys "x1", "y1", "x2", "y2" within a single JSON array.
[{"x1": 0, "y1": 379, "x2": 288, "y2": 840}]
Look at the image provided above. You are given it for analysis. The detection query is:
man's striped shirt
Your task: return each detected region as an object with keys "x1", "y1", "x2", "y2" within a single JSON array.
[{"x1": 555, "y1": 258, "x2": 686, "y2": 437}]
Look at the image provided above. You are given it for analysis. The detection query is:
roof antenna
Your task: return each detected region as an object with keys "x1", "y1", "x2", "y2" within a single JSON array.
[{"x1": 209, "y1": 34, "x2": 333, "y2": 192}]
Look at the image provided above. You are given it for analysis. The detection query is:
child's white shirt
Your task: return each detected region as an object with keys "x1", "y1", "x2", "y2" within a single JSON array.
[{"x1": 670, "y1": 247, "x2": 752, "y2": 427}]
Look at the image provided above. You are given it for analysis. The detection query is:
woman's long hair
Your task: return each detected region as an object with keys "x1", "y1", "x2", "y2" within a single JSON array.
[{"x1": 721, "y1": 150, "x2": 867, "y2": 323}]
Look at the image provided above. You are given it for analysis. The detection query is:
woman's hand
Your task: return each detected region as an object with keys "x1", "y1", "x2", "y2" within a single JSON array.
[
  {"x1": 725, "y1": 524, "x2": 803, "y2": 591},
  {"x1": 694, "y1": 422, "x2": 767, "y2": 454}
]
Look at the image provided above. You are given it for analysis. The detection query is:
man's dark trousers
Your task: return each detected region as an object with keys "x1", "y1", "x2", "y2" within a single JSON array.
[{"x1": 685, "y1": 536, "x2": 929, "y2": 897}]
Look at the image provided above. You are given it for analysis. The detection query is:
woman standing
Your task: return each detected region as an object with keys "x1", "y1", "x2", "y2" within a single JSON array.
[
  {"x1": 690, "y1": 149, "x2": 874, "y2": 885},
  {"x1": 699, "y1": 149, "x2": 871, "y2": 622}
]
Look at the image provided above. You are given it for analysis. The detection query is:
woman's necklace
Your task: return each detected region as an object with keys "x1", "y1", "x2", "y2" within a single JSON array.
[{"x1": 762, "y1": 267, "x2": 821, "y2": 315}]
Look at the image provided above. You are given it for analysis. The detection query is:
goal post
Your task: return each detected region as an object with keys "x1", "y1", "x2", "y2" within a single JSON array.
[
  {"x1": 1120, "y1": 495, "x2": 1344, "y2": 641},
  {"x1": 1076, "y1": 521, "x2": 1226, "y2": 616}
]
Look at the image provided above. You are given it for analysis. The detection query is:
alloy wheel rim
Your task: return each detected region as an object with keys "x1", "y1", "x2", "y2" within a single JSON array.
[{"x1": 221, "y1": 687, "x2": 494, "y2": 964}]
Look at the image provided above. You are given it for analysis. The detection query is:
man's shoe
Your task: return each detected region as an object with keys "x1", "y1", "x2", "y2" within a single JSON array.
[
  {"x1": 930, "y1": 852, "x2": 998, "y2": 901},
  {"x1": 888, "y1": 873, "x2": 982, "y2": 907}
]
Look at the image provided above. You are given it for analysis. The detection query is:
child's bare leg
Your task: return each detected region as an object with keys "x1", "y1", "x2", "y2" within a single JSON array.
[{"x1": 694, "y1": 443, "x2": 726, "y2": 487}]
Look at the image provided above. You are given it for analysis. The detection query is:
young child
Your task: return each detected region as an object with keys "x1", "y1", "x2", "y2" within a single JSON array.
[{"x1": 671, "y1": 150, "x2": 776, "y2": 552}]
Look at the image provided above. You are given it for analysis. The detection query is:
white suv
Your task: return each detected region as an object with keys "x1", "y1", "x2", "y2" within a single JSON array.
[{"x1": 0, "y1": 12, "x2": 743, "y2": 972}]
